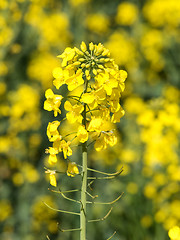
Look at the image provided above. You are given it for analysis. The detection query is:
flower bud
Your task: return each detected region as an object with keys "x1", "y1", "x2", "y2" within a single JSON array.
[
  {"x1": 80, "y1": 41, "x2": 87, "y2": 52},
  {"x1": 79, "y1": 58, "x2": 85, "y2": 62},
  {"x1": 81, "y1": 63, "x2": 86, "y2": 68},
  {"x1": 89, "y1": 42, "x2": 94, "y2": 51},
  {"x1": 74, "y1": 47, "x2": 84, "y2": 56},
  {"x1": 73, "y1": 61, "x2": 81, "y2": 66}
]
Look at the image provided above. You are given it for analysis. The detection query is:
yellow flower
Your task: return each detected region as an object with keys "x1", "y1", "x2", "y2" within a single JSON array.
[
  {"x1": 88, "y1": 117, "x2": 103, "y2": 133},
  {"x1": 95, "y1": 71, "x2": 118, "y2": 96},
  {"x1": 86, "y1": 14, "x2": 109, "y2": 34},
  {"x1": 81, "y1": 87, "x2": 106, "y2": 109},
  {"x1": 94, "y1": 131, "x2": 117, "y2": 151},
  {"x1": 67, "y1": 162, "x2": 79, "y2": 177},
  {"x1": 57, "y1": 140, "x2": 72, "y2": 159},
  {"x1": 45, "y1": 147, "x2": 59, "y2": 165},
  {"x1": 52, "y1": 67, "x2": 69, "y2": 89},
  {"x1": 65, "y1": 69, "x2": 84, "y2": 91},
  {"x1": 116, "y1": 2, "x2": 138, "y2": 26},
  {"x1": 104, "y1": 132, "x2": 117, "y2": 147},
  {"x1": 57, "y1": 47, "x2": 76, "y2": 67},
  {"x1": 168, "y1": 226, "x2": 180, "y2": 240},
  {"x1": 81, "y1": 92, "x2": 96, "y2": 104},
  {"x1": 64, "y1": 100, "x2": 83, "y2": 124},
  {"x1": 111, "y1": 106, "x2": 125, "y2": 123},
  {"x1": 47, "y1": 121, "x2": 61, "y2": 142},
  {"x1": 45, "y1": 169, "x2": 57, "y2": 187},
  {"x1": 77, "y1": 125, "x2": 88, "y2": 143},
  {"x1": 45, "y1": 41, "x2": 127, "y2": 161},
  {"x1": 44, "y1": 89, "x2": 63, "y2": 117},
  {"x1": 94, "y1": 136, "x2": 107, "y2": 151}
]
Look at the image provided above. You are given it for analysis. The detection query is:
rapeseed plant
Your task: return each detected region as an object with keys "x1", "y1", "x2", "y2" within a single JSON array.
[{"x1": 44, "y1": 41, "x2": 127, "y2": 239}]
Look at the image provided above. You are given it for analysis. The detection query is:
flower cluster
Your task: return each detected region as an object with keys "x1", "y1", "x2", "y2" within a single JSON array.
[{"x1": 44, "y1": 42, "x2": 127, "y2": 185}]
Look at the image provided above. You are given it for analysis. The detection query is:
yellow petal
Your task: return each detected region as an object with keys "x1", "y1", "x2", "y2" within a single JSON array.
[
  {"x1": 45, "y1": 89, "x2": 54, "y2": 99},
  {"x1": 50, "y1": 174, "x2": 57, "y2": 187},
  {"x1": 44, "y1": 100, "x2": 53, "y2": 111},
  {"x1": 52, "y1": 67, "x2": 63, "y2": 78},
  {"x1": 119, "y1": 70, "x2": 128, "y2": 81},
  {"x1": 64, "y1": 101, "x2": 72, "y2": 111},
  {"x1": 81, "y1": 93, "x2": 95, "y2": 104},
  {"x1": 77, "y1": 125, "x2": 88, "y2": 143},
  {"x1": 94, "y1": 137, "x2": 107, "y2": 151}
]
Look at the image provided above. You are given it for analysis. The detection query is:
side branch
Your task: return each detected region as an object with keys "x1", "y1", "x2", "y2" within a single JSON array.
[
  {"x1": 57, "y1": 223, "x2": 81, "y2": 232},
  {"x1": 88, "y1": 207, "x2": 113, "y2": 223},
  {"x1": 49, "y1": 188, "x2": 80, "y2": 203},
  {"x1": 78, "y1": 165, "x2": 123, "y2": 177},
  {"x1": 49, "y1": 188, "x2": 80, "y2": 194},
  {"x1": 43, "y1": 201, "x2": 80, "y2": 215},
  {"x1": 87, "y1": 171, "x2": 123, "y2": 180},
  {"x1": 86, "y1": 191, "x2": 98, "y2": 199},
  {"x1": 106, "y1": 231, "x2": 117, "y2": 240},
  {"x1": 86, "y1": 192, "x2": 124, "y2": 205}
]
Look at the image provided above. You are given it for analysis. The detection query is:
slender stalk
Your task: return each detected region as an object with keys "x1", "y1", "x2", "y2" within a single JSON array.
[
  {"x1": 80, "y1": 141, "x2": 87, "y2": 240},
  {"x1": 80, "y1": 77, "x2": 88, "y2": 240}
]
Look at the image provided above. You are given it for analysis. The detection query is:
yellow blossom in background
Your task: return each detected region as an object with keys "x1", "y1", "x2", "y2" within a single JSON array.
[
  {"x1": 0, "y1": 200, "x2": 12, "y2": 222},
  {"x1": 143, "y1": 0, "x2": 180, "y2": 28},
  {"x1": 0, "y1": 82, "x2": 6, "y2": 95},
  {"x1": 86, "y1": 13, "x2": 109, "y2": 34},
  {"x1": 168, "y1": 226, "x2": 180, "y2": 240},
  {"x1": 141, "y1": 215, "x2": 153, "y2": 228},
  {"x1": 27, "y1": 52, "x2": 60, "y2": 89},
  {"x1": 0, "y1": 62, "x2": 8, "y2": 76},
  {"x1": 69, "y1": 0, "x2": 90, "y2": 8},
  {"x1": 105, "y1": 31, "x2": 137, "y2": 68},
  {"x1": 116, "y1": 2, "x2": 138, "y2": 26}
]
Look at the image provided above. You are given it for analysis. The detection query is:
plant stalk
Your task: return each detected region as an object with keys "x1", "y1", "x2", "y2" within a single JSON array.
[
  {"x1": 80, "y1": 141, "x2": 87, "y2": 240},
  {"x1": 80, "y1": 71, "x2": 89, "y2": 240}
]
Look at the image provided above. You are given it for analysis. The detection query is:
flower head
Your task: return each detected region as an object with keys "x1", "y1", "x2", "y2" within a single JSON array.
[
  {"x1": 45, "y1": 169, "x2": 57, "y2": 187},
  {"x1": 67, "y1": 162, "x2": 79, "y2": 177},
  {"x1": 47, "y1": 121, "x2": 61, "y2": 142},
  {"x1": 44, "y1": 89, "x2": 63, "y2": 117},
  {"x1": 77, "y1": 125, "x2": 88, "y2": 143}
]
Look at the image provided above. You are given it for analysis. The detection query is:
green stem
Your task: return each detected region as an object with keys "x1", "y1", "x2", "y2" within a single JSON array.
[
  {"x1": 80, "y1": 141, "x2": 87, "y2": 240},
  {"x1": 80, "y1": 76, "x2": 88, "y2": 240}
]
